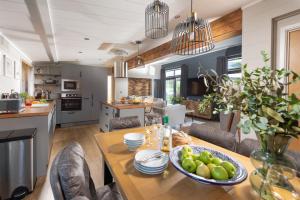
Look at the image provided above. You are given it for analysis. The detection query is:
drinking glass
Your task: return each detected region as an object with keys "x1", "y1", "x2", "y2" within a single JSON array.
[
  {"x1": 144, "y1": 121, "x2": 152, "y2": 146},
  {"x1": 260, "y1": 164, "x2": 300, "y2": 200}
]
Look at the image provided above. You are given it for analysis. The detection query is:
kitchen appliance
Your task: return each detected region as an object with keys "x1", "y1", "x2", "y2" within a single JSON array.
[
  {"x1": 114, "y1": 59, "x2": 128, "y2": 78},
  {"x1": 61, "y1": 79, "x2": 80, "y2": 92},
  {"x1": 0, "y1": 99, "x2": 24, "y2": 114},
  {"x1": 61, "y1": 93, "x2": 82, "y2": 111},
  {"x1": 0, "y1": 128, "x2": 36, "y2": 199}
]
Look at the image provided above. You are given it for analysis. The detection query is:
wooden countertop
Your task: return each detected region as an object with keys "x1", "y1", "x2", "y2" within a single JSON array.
[
  {"x1": 0, "y1": 101, "x2": 55, "y2": 119},
  {"x1": 94, "y1": 126, "x2": 260, "y2": 200},
  {"x1": 102, "y1": 101, "x2": 146, "y2": 110}
]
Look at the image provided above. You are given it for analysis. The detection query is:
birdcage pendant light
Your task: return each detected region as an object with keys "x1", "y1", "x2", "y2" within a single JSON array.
[
  {"x1": 135, "y1": 41, "x2": 145, "y2": 67},
  {"x1": 171, "y1": 0, "x2": 214, "y2": 55},
  {"x1": 145, "y1": 0, "x2": 169, "y2": 39}
]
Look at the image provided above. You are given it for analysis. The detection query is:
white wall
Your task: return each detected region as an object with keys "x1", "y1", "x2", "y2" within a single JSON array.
[
  {"x1": 0, "y1": 34, "x2": 32, "y2": 94},
  {"x1": 115, "y1": 78, "x2": 128, "y2": 100},
  {"x1": 242, "y1": 0, "x2": 300, "y2": 69},
  {"x1": 241, "y1": 0, "x2": 300, "y2": 140}
]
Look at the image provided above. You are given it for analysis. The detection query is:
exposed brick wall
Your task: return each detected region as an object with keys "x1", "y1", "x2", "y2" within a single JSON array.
[{"x1": 128, "y1": 78, "x2": 152, "y2": 96}]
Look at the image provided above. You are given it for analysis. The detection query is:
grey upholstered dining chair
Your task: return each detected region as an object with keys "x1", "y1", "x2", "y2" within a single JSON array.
[
  {"x1": 50, "y1": 142, "x2": 122, "y2": 200},
  {"x1": 188, "y1": 112, "x2": 240, "y2": 151},
  {"x1": 109, "y1": 116, "x2": 141, "y2": 131}
]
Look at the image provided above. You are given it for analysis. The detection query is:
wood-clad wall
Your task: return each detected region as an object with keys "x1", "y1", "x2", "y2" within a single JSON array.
[
  {"x1": 128, "y1": 78, "x2": 152, "y2": 96},
  {"x1": 127, "y1": 9, "x2": 242, "y2": 69}
]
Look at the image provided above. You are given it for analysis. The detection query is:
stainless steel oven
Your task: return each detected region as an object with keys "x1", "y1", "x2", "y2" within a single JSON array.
[
  {"x1": 61, "y1": 79, "x2": 80, "y2": 92},
  {"x1": 61, "y1": 93, "x2": 82, "y2": 111}
]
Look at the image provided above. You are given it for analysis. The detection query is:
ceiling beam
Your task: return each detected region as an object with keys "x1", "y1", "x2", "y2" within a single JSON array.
[
  {"x1": 24, "y1": 0, "x2": 55, "y2": 62},
  {"x1": 127, "y1": 9, "x2": 242, "y2": 69}
]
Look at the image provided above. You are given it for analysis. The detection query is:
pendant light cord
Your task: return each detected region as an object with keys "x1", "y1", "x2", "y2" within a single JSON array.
[{"x1": 190, "y1": 0, "x2": 193, "y2": 15}]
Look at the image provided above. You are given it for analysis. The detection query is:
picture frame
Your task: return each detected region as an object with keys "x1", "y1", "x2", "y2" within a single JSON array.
[
  {"x1": 14, "y1": 61, "x2": 21, "y2": 80},
  {"x1": 4, "y1": 55, "x2": 14, "y2": 78},
  {"x1": 0, "y1": 52, "x2": 3, "y2": 76}
]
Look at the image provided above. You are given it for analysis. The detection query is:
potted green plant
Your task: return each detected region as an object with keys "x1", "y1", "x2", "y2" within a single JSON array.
[
  {"x1": 199, "y1": 51, "x2": 300, "y2": 197},
  {"x1": 171, "y1": 96, "x2": 184, "y2": 105}
]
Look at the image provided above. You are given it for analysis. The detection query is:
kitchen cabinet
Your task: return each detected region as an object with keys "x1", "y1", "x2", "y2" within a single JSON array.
[
  {"x1": 61, "y1": 111, "x2": 82, "y2": 124},
  {"x1": 61, "y1": 64, "x2": 82, "y2": 80},
  {"x1": 99, "y1": 102, "x2": 145, "y2": 132},
  {"x1": 60, "y1": 64, "x2": 109, "y2": 125}
]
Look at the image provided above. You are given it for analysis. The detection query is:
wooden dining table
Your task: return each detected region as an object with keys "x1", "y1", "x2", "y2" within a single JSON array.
[{"x1": 94, "y1": 126, "x2": 260, "y2": 200}]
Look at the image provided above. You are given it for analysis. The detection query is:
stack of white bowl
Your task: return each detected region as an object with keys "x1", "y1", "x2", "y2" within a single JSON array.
[
  {"x1": 124, "y1": 133, "x2": 145, "y2": 151},
  {"x1": 134, "y1": 150, "x2": 169, "y2": 175}
]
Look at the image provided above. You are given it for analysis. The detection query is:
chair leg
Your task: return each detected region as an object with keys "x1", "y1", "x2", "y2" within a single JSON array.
[{"x1": 104, "y1": 162, "x2": 113, "y2": 185}]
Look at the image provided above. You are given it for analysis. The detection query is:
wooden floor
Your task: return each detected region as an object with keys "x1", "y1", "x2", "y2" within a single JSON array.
[{"x1": 26, "y1": 124, "x2": 104, "y2": 200}]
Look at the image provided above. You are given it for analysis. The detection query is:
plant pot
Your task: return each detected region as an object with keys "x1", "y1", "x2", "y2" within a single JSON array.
[{"x1": 249, "y1": 133, "x2": 296, "y2": 198}]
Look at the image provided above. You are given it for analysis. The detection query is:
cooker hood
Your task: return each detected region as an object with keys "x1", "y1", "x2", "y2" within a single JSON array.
[{"x1": 114, "y1": 59, "x2": 128, "y2": 78}]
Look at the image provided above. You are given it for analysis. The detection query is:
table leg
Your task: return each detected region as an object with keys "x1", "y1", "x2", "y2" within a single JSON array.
[{"x1": 104, "y1": 162, "x2": 113, "y2": 185}]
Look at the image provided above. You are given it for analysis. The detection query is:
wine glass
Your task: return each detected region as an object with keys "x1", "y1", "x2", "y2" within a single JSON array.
[{"x1": 260, "y1": 164, "x2": 300, "y2": 200}]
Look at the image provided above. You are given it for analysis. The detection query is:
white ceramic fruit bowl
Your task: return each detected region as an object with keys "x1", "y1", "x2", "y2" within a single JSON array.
[
  {"x1": 123, "y1": 133, "x2": 145, "y2": 151},
  {"x1": 169, "y1": 145, "x2": 248, "y2": 186}
]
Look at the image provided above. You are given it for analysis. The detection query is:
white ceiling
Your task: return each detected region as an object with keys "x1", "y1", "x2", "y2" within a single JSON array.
[{"x1": 0, "y1": 0, "x2": 254, "y2": 67}]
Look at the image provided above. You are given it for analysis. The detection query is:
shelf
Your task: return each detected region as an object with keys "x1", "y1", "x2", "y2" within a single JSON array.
[
  {"x1": 34, "y1": 83, "x2": 61, "y2": 86},
  {"x1": 34, "y1": 74, "x2": 61, "y2": 77}
]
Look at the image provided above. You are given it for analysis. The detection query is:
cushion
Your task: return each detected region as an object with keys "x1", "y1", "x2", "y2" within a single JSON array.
[
  {"x1": 236, "y1": 138, "x2": 260, "y2": 157},
  {"x1": 58, "y1": 142, "x2": 97, "y2": 200},
  {"x1": 189, "y1": 123, "x2": 236, "y2": 151},
  {"x1": 110, "y1": 116, "x2": 141, "y2": 131}
]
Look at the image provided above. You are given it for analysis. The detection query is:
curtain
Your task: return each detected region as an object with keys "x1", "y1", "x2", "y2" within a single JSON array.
[
  {"x1": 216, "y1": 56, "x2": 227, "y2": 75},
  {"x1": 160, "y1": 68, "x2": 166, "y2": 99},
  {"x1": 153, "y1": 79, "x2": 161, "y2": 98},
  {"x1": 180, "y1": 64, "x2": 188, "y2": 98}
]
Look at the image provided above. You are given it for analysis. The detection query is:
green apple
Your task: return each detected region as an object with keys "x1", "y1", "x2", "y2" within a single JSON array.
[
  {"x1": 211, "y1": 166, "x2": 229, "y2": 180},
  {"x1": 195, "y1": 160, "x2": 204, "y2": 167},
  {"x1": 192, "y1": 153, "x2": 201, "y2": 161},
  {"x1": 182, "y1": 146, "x2": 193, "y2": 154},
  {"x1": 211, "y1": 157, "x2": 223, "y2": 165},
  {"x1": 196, "y1": 163, "x2": 211, "y2": 179},
  {"x1": 181, "y1": 158, "x2": 197, "y2": 173},
  {"x1": 221, "y1": 161, "x2": 236, "y2": 178},
  {"x1": 207, "y1": 163, "x2": 216, "y2": 172},
  {"x1": 199, "y1": 151, "x2": 213, "y2": 164},
  {"x1": 180, "y1": 151, "x2": 192, "y2": 161}
]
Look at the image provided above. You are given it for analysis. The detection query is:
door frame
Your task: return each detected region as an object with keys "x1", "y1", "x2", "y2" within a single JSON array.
[{"x1": 271, "y1": 9, "x2": 300, "y2": 69}]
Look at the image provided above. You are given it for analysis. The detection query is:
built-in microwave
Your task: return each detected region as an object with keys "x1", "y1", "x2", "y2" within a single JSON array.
[{"x1": 61, "y1": 79, "x2": 80, "y2": 92}]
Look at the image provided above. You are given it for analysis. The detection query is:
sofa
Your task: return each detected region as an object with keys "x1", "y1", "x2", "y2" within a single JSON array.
[{"x1": 183, "y1": 99, "x2": 213, "y2": 120}]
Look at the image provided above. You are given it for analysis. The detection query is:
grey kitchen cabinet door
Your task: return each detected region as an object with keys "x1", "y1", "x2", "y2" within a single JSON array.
[
  {"x1": 61, "y1": 111, "x2": 82, "y2": 124},
  {"x1": 61, "y1": 64, "x2": 82, "y2": 80},
  {"x1": 81, "y1": 66, "x2": 109, "y2": 122}
]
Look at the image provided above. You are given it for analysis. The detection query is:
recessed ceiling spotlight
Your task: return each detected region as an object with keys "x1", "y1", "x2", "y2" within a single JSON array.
[
  {"x1": 78, "y1": 51, "x2": 83, "y2": 54},
  {"x1": 84, "y1": 37, "x2": 90, "y2": 40}
]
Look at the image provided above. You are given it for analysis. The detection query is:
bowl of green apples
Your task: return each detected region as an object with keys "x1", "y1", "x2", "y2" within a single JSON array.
[{"x1": 169, "y1": 145, "x2": 248, "y2": 185}]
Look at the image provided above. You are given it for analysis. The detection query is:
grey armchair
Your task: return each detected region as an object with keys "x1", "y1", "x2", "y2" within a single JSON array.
[
  {"x1": 109, "y1": 116, "x2": 141, "y2": 131},
  {"x1": 50, "y1": 142, "x2": 122, "y2": 200}
]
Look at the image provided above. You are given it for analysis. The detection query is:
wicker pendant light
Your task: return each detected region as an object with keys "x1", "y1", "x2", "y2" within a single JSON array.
[
  {"x1": 135, "y1": 41, "x2": 145, "y2": 67},
  {"x1": 171, "y1": 0, "x2": 214, "y2": 55},
  {"x1": 145, "y1": 0, "x2": 169, "y2": 39}
]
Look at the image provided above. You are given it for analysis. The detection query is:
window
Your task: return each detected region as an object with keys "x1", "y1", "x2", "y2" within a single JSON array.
[
  {"x1": 165, "y1": 68, "x2": 181, "y2": 104},
  {"x1": 227, "y1": 57, "x2": 242, "y2": 79}
]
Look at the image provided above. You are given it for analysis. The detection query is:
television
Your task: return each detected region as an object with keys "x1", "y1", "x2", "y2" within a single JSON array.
[{"x1": 187, "y1": 77, "x2": 213, "y2": 97}]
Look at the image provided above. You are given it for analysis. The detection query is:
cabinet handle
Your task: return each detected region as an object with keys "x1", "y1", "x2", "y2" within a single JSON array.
[
  {"x1": 68, "y1": 111, "x2": 75, "y2": 114},
  {"x1": 91, "y1": 94, "x2": 94, "y2": 107},
  {"x1": 80, "y1": 71, "x2": 82, "y2": 77},
  {"x1": 105, "y1": 113, "x2": 108, "y2": 116}
]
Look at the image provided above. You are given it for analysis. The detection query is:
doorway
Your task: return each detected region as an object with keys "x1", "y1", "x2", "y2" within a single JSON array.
[
  {"x1": 273, "y1": 10, "x2": 300, "y2": 152},
  {"x1": 287, "y1": 29, "x2": 300, "y2": 97}
]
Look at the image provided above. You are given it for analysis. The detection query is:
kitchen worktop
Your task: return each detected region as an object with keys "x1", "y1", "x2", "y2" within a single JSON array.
[
  {"x1": 0, "y1": 101, "x2": 55, "y2": 119},
  {"x1": 102, "y1": 101, "x2": 146, "y2": 110}
]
